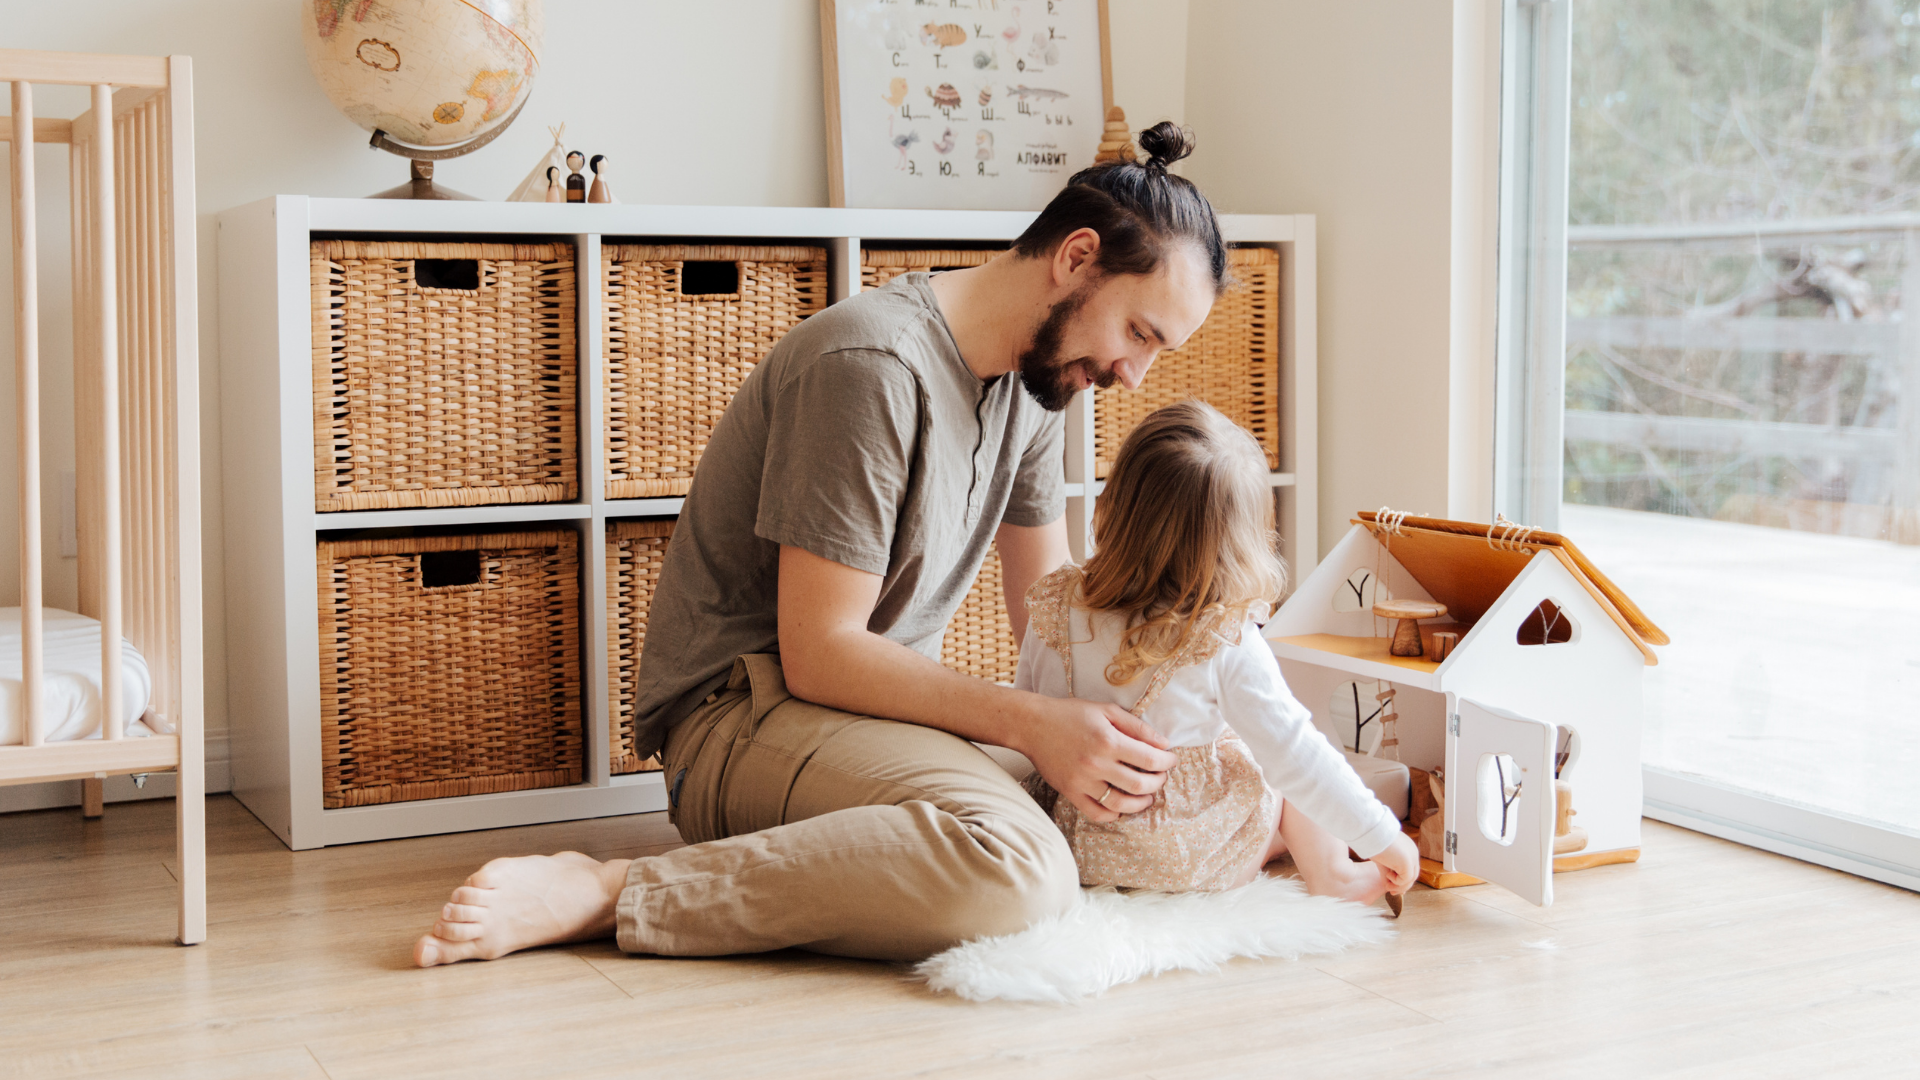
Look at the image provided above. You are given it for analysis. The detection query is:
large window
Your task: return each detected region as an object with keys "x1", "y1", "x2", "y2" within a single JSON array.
[{"x1": 1501, "y1": 0, "x2": 1920, "y2": 886}]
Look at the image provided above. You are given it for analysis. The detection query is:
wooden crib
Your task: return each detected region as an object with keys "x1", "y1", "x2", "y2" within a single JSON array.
[{"x1": 2, "y1": 50, "x2": 204, "y2": 944}]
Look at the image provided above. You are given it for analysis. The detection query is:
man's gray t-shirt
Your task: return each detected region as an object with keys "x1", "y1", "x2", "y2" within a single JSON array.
[{"x1": 629, "y1": 272, "x2": 1066, "y2": 754}]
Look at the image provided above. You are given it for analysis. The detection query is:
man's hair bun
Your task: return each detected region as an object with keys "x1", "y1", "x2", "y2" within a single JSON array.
[
  {"x1": 1136, "y1": 122, "x2": 1197, "y2": 172},
  {"x1": 1010, "y1": 119, "x2": 1229, "y2": 295}
]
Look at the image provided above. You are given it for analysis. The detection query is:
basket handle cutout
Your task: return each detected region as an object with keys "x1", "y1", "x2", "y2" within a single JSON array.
[
  {"x1": 680, "y1": 261, "x2": 740, "y2": 296},
  {"x1": 419, "y1": 549, "x2": 485, "y2": 589},
  {"x1": 414, "y1": 258, "x2": 483, "y2": 292}
]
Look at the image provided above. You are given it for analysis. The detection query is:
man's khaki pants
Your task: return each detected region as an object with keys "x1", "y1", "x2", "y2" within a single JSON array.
[{"x1": 615, "y1": 654, "x2": 1081, "y2": 961}]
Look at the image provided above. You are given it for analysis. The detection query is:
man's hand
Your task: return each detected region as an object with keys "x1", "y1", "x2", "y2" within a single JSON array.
[
  {"x1": 1372, "y1": 832, "x2": 1420, "y2": 895},
  {"x1": 1016, "y1": 697, "x2": 1178, "y2": 823},
  {"x1": 777, "y1": 543, "x2": 1175, "y2": 822}
]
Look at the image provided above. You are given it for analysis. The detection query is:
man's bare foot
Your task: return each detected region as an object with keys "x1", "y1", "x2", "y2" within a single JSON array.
[{"x1": 414, "y1": 851, "x2": 631, "y2": 967}]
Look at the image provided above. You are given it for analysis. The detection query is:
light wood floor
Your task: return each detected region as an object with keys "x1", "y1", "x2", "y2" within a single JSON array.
[{"x1": 3, "y1": 796, "x2": 1917, "y2": 1080}]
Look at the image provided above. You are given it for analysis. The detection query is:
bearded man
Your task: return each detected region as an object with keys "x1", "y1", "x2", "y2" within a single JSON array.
[{"x1": 416, "y1": 124, "x2": 1231, "y2": 965}]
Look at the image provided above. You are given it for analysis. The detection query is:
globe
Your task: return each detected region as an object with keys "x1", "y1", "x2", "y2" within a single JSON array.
[{"x1": 302, "y1": 0, "x2": 543, "y2": 151}]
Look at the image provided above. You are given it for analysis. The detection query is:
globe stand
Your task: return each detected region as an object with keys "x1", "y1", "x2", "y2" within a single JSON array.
[
  {"x1": 369, "y1": 159, "x2": 477, "y2": 201},
  {"x1": 364, "y1": 95, "x2": 527, "y2": 201}
]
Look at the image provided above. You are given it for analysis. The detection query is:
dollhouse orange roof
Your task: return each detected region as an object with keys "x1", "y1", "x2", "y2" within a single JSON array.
[{"x1": 1355, "y1": 511, "x2": 1669, "y2": 664}]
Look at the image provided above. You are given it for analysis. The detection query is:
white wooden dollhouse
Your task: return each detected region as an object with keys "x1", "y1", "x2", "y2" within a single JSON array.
[{"x1": 1265, "y1": 511, "x2": 1668, "y2": 905}]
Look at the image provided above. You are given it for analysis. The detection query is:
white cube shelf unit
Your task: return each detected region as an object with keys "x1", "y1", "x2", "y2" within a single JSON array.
[{"x1": 217, "y1": 196, "x2": 1317, "y2": 849}]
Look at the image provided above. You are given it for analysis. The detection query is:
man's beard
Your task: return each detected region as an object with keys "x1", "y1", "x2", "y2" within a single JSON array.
[{"x1": 1017, "y1": 282, "x2": 1115, "y2": 412}]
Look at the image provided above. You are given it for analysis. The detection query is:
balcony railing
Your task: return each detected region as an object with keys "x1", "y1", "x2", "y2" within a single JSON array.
[{"x1": 1564, "y1": 216, "x2": 1920, "y2": 545}]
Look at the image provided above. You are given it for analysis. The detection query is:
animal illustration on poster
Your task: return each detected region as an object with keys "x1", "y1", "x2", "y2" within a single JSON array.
[{"x1": 821, "y1": 0, "x2": 1111, "y2": 209}]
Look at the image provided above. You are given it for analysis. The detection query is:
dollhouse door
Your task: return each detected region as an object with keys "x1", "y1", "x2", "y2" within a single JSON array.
[{"x1": 1444, "y1": 697, "x2": 1558, "y2": 906}]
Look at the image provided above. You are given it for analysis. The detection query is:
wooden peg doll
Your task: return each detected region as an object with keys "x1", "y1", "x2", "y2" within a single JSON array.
[
  {"x1": 544, "y1": 165, "x2": 565, "y2": 203},
  {"x1": 565, "y1": 150, "x2": 587, "y2": 203},
  {"x1": 588, "y1": 154, "x2": 615, "y2": 204}
]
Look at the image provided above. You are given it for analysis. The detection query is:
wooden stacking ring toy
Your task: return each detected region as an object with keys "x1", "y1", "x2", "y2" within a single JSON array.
[{"x1": 1373, "y1": 599, "x2": 1448, "y2": 657}]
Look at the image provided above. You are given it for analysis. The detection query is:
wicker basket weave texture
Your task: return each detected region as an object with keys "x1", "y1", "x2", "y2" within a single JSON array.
[
  {"x1": 942, "y1": 545, "x2": 1020, "y2": 684},
  {"x1": 602, "y1": 245, "x2": 830, "y2": 499},
  {"x1": 316, "y1": 530, "x2": 583, "y2": 809},
  {"x1": 310, "y1": 241, "x2": 579, "y2": 512},
  {"x1": 607, "y1": 519, "x2": 673, "y2": 774},
  {"x1": 860, "y1": 247, "x2": 1006, "y2": 291},
  {"x1": 1094, "y1": 246, "x2": 1281, "y2": 476}
]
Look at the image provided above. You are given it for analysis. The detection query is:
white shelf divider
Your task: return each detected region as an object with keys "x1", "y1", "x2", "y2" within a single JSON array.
[
  {"x1": 578, "y1": 230, "x2": 612, "y2": 788},
  {"x1": 220, "y1": 197, "x2": 1316, "y2": 848},
  {"x1": 604, "y1": 498, "x2": 687, "y2": 518},
  {"x1": 311, "y1": 503, "x2": 592, "y2": 532}
]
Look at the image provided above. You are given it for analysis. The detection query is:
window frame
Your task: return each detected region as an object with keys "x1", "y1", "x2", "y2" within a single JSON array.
[{"x1": 1492, "y1": 0, "x2": 1920, "y2": 891}]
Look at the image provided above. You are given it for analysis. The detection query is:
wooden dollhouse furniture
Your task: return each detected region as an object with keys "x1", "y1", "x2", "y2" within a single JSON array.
[
  {"x1": 218, "y1": 198, "x2": 1316, "y2": 849},
  {"x1": 1, "y1": 50, "x2": 206, "y2": 944},
  {"x1": 1264, "y1": 511, "x2": 1667, "y2": 905}
]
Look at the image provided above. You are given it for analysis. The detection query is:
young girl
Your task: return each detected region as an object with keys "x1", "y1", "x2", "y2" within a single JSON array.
[{"x1": 1016, "y1": 401, "x2": 1418, "y2": 907}]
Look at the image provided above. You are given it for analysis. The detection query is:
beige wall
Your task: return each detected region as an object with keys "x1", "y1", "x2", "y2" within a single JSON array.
[
  {"x1": 0, "y1": 0, "x2": 1202, "y2": 801},
  {"x1": 1109, "y1": 0, "x2": 1191, "y2": 128},
  {"x1": 2, "y1": 1, "x2": 1480, "y2": 801},
  {"x1": 0, "y1": 2, "x2": 833, "y2": 807},
  {"x1": 1183, "y1": 0, "x2": 1461, "y2": 556}
]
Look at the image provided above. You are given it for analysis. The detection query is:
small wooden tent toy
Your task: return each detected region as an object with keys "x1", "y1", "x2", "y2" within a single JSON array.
[{"x1": 1264, "y1": 511, "x2": 1667, "y2": 906}]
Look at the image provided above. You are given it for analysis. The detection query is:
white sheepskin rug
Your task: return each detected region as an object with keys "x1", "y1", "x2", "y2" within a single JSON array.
[{"x1": 913, "y1": 874, "x2": 1395, "y2": 1003}]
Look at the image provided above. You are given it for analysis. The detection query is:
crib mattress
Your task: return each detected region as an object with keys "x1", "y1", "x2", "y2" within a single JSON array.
[{"x1": 1, "y1": 607, "x2": 154, "y2": 745}]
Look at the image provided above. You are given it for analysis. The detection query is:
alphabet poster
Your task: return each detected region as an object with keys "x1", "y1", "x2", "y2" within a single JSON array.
[{"x1": 822, "y1": 0, "x2": 1111, "y2": 210}]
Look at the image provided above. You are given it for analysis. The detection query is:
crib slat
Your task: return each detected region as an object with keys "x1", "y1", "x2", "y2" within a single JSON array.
[
  {"x1": 147, "y1": 100, "x2": 168, "y2": 723},
  {"x1": 133, "y1": 103, "x2": 154, "y2": 723},
  {"x1": 133, "y1": 99, "x2": 162, "y2": 726},
  {"x1": 120, "y1": 102, "x2": 146, "y2": 714},
  {"x1": 92, "y1": 82, "x2": 124, "y2": 742},
  {"x1": 113, "y1": 104, "x2": 132, "y2": 697},
  {"x1": 70, "y1": 136, "x2": 93, "y2": 623},
  {"x1": 11, "y1": 80, "x2": 44, "y2": 747}
]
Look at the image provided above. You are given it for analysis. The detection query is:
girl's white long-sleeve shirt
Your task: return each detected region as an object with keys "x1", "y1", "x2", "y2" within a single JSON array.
[{"x1": 1012, "y1": 602, "x2": 1403, "y2": 860}]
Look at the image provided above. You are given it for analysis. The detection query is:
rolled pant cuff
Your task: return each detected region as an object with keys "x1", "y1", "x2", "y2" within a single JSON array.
[{"x1": 614, "y1": 858, "x2": 655, "y2": 954}]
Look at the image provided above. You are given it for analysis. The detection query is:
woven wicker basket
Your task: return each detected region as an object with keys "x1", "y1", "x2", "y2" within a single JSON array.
[
  {"x1": 1094, "y1": 246, "x2": 1281, "y2": 476},
  {"x1": 942, "y1": 546, "x2": 1020, "y2": 684},
  {"x1": 860, "y1": 247, "x2": 1006, "y2": 291},
  {"x1": 602, "y1": 244, "x2": 830, "y2": 499},
  {"x1": 316, "y1": 530, "x2": 583, "y2": 809},
  {"x1": 606, "y1": 519, "x2": 673, "y2": 774},
  {"x1": 310, "y1": 240, "x2": 579, "y2": 512}
]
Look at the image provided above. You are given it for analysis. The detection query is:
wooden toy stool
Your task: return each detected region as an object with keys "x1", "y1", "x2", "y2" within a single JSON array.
[{"x1": 1372, "y1": 599, "x2": 1447, "y2": 657}]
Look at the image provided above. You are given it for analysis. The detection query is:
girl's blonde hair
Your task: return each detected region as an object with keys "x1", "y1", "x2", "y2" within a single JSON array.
[{"x1": 1080, "y1": 400, "x2": 1286, "y2": 686}]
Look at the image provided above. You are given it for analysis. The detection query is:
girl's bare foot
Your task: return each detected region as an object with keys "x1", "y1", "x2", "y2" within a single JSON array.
[
  {"x1": 1304, "y1": 858, "x2": 1392, "y2": 905},
  {"x1": 413, "y1": 851, "x2": 631, "y2": 967}
]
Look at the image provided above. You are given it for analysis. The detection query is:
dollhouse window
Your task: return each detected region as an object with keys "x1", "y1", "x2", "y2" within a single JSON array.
[
  {"x1": 1516, "y1": 599, "x2": 1577, "y2": 646},
  {"x1": 1555, "y1": 726, "x2": 1581, "y2": 780},
  {"x1": 1476, "y1": 752, "x2": 1523, "y2": 846},
  {"x1": 1331, "y1": 568, "x2": 1384, "y2": 613},
  {"x1": 1329, "y1": 680, "x2": 1389, "y2": 755}
]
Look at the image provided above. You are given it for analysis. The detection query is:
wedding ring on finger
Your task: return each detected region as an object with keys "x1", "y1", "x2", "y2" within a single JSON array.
[{"x1": 1097, "y1": 783, "x2": 1115, "y2": 810}]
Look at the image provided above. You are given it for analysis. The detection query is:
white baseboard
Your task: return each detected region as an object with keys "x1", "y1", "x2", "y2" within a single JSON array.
[
  {"x1": 1643, "y1": 766, "x2": 1920, "y2": 893},
  {"x1": 0, "y1": 732, "x2": 232, "y2": 814}
]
